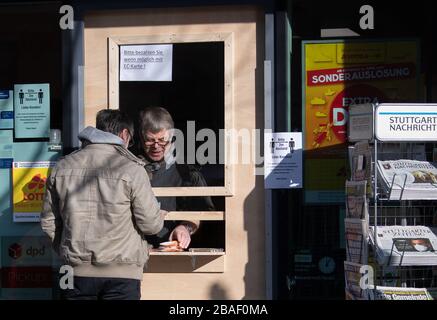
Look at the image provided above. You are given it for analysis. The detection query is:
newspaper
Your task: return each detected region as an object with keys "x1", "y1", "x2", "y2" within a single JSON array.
[
  {"x1": 345, "y1": 180, "x2": 369, "y2": 221},
  {"x1": 377, "y1": 160, "x2": 437, "y2": 200},
  {"x1": 426, "y1": 288, "x2": 437, "y2": 300},
  {"x1": 369, "y1": 225, "x2": 437, "y2": 266},
  {"x1": 345, "y1": 288, "x2": 355, "y2": 300},
  {"x1": 344, "y1": 261, "x2": 369, "y2": 300},
  {"x1": 345, "y1": 218, "x2": 368, "y2": 264},
  {"x1": 351, "y1": 141, "x2": 373, "y2": 196},
  {"x1": 368, "y1": 286, "x2": 432, "y2": 300}
]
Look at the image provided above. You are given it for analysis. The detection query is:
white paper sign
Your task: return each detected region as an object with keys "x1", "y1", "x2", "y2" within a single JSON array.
[
  {"x1": 120, "y1": 44, "x2": 173, "y2": 81},
  {"x1": 348, "y1": 103, "x2": 374, "y2": 142},
  {"x1": 14, "y1": 84, "x2": 50, "y2": 138},
  {"x1": 375, "y1": 103, "x2": 437, "y2": 141},
  {"x1": 264, "y1": 132, "x2": 302, "y2": 189}
]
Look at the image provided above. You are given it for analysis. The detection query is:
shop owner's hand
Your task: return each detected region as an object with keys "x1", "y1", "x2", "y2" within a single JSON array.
[{"x1": 169, "y1": 225, "x2": 191, "y2": 249}]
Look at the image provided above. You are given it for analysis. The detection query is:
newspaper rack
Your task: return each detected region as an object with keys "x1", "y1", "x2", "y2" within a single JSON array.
[
  {"x1": 386, "y1": 173, "x2": 409, "y2": 201},
  {"x1": 387, "y1": 238, "x2": 421, "y2": 266},
  {"x1": 346, "y1": 103, "x2": 437, "y2": 300},
  {"x1": 373, "y1": 104, "x2": 437, "y2": 297}
]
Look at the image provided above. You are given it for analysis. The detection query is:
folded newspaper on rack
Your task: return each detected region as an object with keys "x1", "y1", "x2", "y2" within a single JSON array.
[
  {"x1": 377, "y1": 159, "x2": 437, "y2": 200},
  {"x1": 344, "y1": 261, "x2": 369, "y2": 300},
  {"x1": 369, "y1": 225, "x2": 437, "y2": 266},
  {"x1": 427, "y1": 288, "x2": 437, "y2": 300},
  {"x1": 345, "y1": 218, "x2": 368, "y2": 264},
  {"x1": 350, "y1": 141, "x2": 373, "y2": 196},
  {"x1": 367, "y1": 286, "x2": 433, "y2": 300},
  {"x1": 345, "y1": 180, "x2": 369, "y2": 221}
]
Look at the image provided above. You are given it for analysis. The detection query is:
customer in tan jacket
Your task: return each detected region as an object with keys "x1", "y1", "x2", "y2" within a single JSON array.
[{"x1": 41, "y1": 109, "x2": 165, "y2": 300}]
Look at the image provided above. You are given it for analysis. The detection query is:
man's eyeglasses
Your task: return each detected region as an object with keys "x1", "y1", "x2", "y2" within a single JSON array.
[
  {"x1": 144, "y1": 138, "x2": 171, "y2": 147},
  {"x1": 144, "y1": 136, "x2": 175, "y2": 147}
]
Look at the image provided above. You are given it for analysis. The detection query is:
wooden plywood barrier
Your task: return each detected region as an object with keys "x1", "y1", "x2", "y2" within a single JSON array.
[{"x1": 84, "y1": 5, "x2": 265, "y2": 299}]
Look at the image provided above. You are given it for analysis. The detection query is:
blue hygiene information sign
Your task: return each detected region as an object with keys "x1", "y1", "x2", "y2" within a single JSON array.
[{"x1": 0, "y1": 90, "x2": 14, "y2": 129}]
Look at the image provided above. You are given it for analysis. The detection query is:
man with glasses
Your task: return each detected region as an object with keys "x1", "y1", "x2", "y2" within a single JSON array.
[
  {"x1": 138, "y1": 107, "x2": 215, "y2": 249},
  {"x1": 41, "y1": 109, "x2": 165, "y2": 300}
]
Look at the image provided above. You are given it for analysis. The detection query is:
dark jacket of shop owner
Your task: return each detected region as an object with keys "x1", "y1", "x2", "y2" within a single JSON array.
[{"x1": 140, "y1": 157, "x2": 215, "y2": 247}]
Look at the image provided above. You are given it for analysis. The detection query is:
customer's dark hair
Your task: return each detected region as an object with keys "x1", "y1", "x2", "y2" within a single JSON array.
[{"x1": 96, "y1": 109, "x2": 134, "y2": 137}]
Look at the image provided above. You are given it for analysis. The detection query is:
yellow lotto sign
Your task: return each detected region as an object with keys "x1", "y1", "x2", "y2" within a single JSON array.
[
  {"x1": 12, "y1": 161, "x2": 55, "y2": 222},
  {"x1": 303, "y1": 40, "x2": 419, "y2": 150}
]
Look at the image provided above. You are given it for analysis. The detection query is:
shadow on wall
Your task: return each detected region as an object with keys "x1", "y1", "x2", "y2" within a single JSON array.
[
  {"x1": 241, "y1": 15, "x2": 267, "y2": 300},
  {"x1": 242, "y1": 175, "x2": 267, "y2": 299},
  {"x1": 242, "y1": 150, "x2": 298, "y2": 299},
  {"x1": 209, "y1": 282, "x2": 229, "y2": 300}
]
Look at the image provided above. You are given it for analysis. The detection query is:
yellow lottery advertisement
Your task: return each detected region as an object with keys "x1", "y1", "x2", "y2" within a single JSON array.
[
  {"x1": 13, "y1": 161, "x2": 56, "y2": 222},
  {"x1": 303, "y1": 40, "x2": 420, "y2": 150}
]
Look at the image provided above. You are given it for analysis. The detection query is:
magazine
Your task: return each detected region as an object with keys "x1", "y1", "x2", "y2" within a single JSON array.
[
  {"x1": 345, "y1": 288, "x2": 355, "y2": 300},
  {"x1": 345, "y1": 180, "x2": 369, "y2": 221},
  {"x1": 377, "y1": 159, "x2": 437, "y2": 200},
  {"x1": 369, "y1": 225, "x2": 437, "y2": 266},
  {"x1": 351, "y1": 141, "x2": 373, "y2": 196},
  {"x1": 344, "y1": 261, "x2": 369, "y2": 300},
  {"x1": 367, "y1": 286, "x2": 432, "y2": 300},
  {"x1": 345, "y1": 218, "x2": 368, "y2": 264}
]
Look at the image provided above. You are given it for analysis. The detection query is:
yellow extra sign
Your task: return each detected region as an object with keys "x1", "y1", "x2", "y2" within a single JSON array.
[
  {"x1": 12, "y1": 161, "x2": 56, "y2": 222},
  {"x1": 303, "y1": 40, "x2": 419, "y2": 150}
]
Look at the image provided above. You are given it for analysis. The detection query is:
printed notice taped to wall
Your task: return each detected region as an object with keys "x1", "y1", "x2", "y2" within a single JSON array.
[
  {"x1": 14, "y1": 84, "x2": 50, "y2": 139},
  {"x1": 264, "y1": 132, "x2": 303, "y2": 189},
  {"x1": 120, "y1": 44, "x2": 173, "y2": 81}
]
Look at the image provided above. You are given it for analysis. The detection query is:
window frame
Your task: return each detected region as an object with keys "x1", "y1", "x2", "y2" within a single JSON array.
[{"x1": 108, "y1": 33, "x2": 234, "y2": 197}]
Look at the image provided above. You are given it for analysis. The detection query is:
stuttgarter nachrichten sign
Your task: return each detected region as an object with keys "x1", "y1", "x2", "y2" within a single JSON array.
[{"x1": 375, "y1": 104, "x2": 437, "y2": 142}]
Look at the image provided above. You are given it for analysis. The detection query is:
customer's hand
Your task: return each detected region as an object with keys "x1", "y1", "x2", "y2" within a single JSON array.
[
  {"x1": 169, "y1": 225, "x2": 191, "y2": 249},
  {"x1": 160, "y1": 210, "x2": 168, "y2": 219}
]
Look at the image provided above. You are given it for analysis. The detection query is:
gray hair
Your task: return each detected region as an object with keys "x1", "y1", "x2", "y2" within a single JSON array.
[{"x1": 139, "y1": 107, "x2": 174, "y2": 136}]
